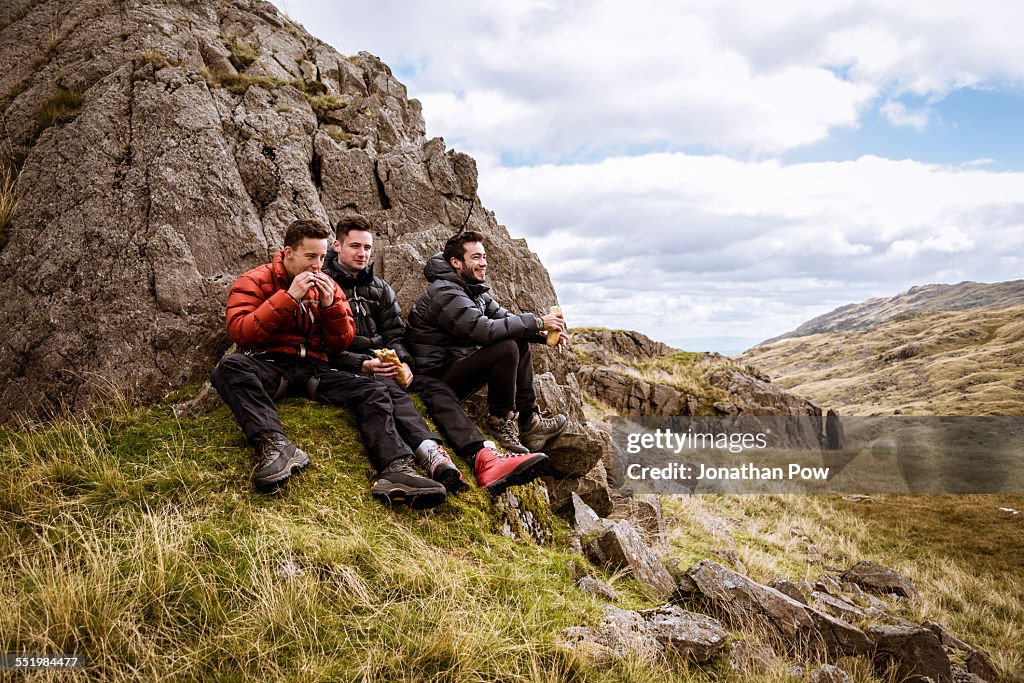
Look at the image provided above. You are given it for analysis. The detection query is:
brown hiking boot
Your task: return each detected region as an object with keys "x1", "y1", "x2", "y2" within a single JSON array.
[{"x1": 485, "y1": 411, "x2": 528, "y2": 454}]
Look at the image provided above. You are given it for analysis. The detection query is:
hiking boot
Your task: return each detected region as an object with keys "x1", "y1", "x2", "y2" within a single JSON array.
[
  {"x1": 371, "y1": 456, "x2": 447, "y2": 510},
  {"x1": 485, "y1": 411, "x2": 529, "y2": 454},
  {"x1": 473, "y1": 441, "x2": 549, "y2": 495},
  {"x1": 252, "y1": 430, "x2": 309, "y2": 492},
  {"x1": 520, "y1": 411, "x2": 568, "y2": 452},
  {"x1": 414, "y1": 441, "x2": 469, "y2": 494}
]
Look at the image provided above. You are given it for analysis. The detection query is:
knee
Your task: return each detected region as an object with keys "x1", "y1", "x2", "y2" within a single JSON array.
[
  {"x1": 211, "y1": 353, "x2": 251, "y2": 383},
  {"x1": 491, "y1": 338, "x2": 519, "y2": 361}
]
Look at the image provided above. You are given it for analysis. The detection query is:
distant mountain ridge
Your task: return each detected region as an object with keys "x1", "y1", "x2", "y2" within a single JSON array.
[{"x1": 760, "y1": 280, "x2": 1024, "y2": 345}]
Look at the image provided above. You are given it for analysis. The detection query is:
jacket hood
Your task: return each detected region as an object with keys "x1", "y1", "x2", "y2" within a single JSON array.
[
  {"x1": 423, "y1": 252, "x2": 489, "y2": 293},
  {"x1": 325, "y1": 246, "x2": 374, "y2": 285}
]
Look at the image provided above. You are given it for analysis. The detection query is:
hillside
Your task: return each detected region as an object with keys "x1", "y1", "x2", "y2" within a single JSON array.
[
  {"x1": 738, "y1": 304, "x2": 1024, "y2": 416},
  {"x1": 4, "y1": 394, "x2": 1022, "y2": 681},
  {"x1": 760, "y1": 280, "x2": 1024, "y2": 344}
]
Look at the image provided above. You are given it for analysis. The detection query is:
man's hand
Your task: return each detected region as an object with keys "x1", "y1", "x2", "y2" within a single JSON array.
[
  {"x1": 361, "y1": 357, "x2": 397, "y2": 378},
  {"x1": 287, "y1": 271, "x2": 317, "y2": 302},
  {"x1": 312, "y1": 273, "x2": 334, "y2": 307},
  {"x1": 540, "y1": 312, "x2": 565, "y2": 333}
]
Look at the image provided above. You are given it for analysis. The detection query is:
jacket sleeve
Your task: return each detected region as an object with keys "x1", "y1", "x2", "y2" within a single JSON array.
[
  {"x1": 330, "y1": 349, "x2": 372, "y2": 373},
  {"x1": 429, "y1": 283, "x2": 540, "y2": 345},
  {"x1": 377, "y1": 282, "x2": 413, "y2": 365},
  {"x1": 318, "y1": 283, "x2": 356, "y2": 353},
  {"x1": 225, "y1": 274, "x2": 298, "y2": 347}
]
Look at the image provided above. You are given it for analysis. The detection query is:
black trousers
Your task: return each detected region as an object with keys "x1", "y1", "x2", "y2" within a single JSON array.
[
  {"x1": 210, "y1": 353, "x2": 437, "y2": 472},
  {"x1": 435, "y1": 338, "x2": 537, "y2": 418},
  {"x1": 408, "y1": 374, "x2": 486, "y2": 459}
]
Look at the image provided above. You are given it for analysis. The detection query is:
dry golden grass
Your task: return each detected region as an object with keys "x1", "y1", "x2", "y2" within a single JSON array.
[
  {"x1": 738, "y1": 305, "x2": 1024, "y2": 415},
  {"x1": 664, "y1": 493, "x2": 1024, "y2": 681}
]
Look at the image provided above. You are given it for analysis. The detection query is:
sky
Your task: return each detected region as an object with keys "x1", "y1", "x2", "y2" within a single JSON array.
[{"x1": 272, "y1": 0, "x2": 1024, "y2": 355}]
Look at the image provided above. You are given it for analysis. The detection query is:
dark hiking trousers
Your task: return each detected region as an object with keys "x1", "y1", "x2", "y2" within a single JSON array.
[
  {"x1": 433, "y1": 338, "x2": 537, "y2": 418},
  {"x1": 408, "y1": 374, "x2": 487, "y2": 459},
  {"x1": 210, "y1": 352, "x2": 437, "y2": 472}
]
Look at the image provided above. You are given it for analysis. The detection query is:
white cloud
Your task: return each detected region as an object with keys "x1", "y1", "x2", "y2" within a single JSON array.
[
  {"x1": 479, "y1": 153, "x2": 1024, "y2": 351},
  {"x1": 880, "y1": 100, "x2": 929, "y2": 129},
  {"x1": 277, "y1": 0, "x2": 1024, "y2": 159}
]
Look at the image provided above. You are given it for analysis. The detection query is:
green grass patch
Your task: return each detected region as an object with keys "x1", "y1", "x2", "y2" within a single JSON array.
[
  {"x1": 0, "y1": 400, "x2": 709, "y2": 682},
  {"x1": 305, "y1": 92, "x2": 346, "y2": 119}
]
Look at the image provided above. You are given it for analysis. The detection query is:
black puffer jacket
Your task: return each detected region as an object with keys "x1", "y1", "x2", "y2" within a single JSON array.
[
  {"x1": 323, "y1": 248, "x2": 412, "y2": 373},
  {"x1": 405, "y1": 253, "x2": 542, "y2": 374}
]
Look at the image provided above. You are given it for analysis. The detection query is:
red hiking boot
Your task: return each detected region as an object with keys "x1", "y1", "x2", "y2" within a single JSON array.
[{"x1": 472, "y1": 441, "x2": 548, "y2": 495}]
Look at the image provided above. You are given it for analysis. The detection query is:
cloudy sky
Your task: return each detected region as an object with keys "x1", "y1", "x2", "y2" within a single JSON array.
[{"x1": 273, "y1": 0, "x2": 1024, "y2": 354}]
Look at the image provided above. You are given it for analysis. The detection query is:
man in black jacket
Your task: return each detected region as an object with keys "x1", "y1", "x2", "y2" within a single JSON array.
[
  {"x1": 405, "y1": 230, "x2": 568, "y2": 456},
  {"x1": 325, "y1": 216, "x2": 549, "y2": 494}
]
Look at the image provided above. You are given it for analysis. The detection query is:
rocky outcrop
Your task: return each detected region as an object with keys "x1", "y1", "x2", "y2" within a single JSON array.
[
  {"x1": 560, "y1": 604, "x2": 727, "y2": 664},
  {"x1": 0, "y1": 0, "x2": 570, "y2": 427},
  {"x1": 573, "y1": 329, "x2": 826, "y2": 431},
  {"x1": 842, "y1": 560, "x2": 918, "y2": 600}
]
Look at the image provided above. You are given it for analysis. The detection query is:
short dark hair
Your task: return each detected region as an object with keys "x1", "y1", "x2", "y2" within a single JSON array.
[
  {"x1": 283, "y1": 219, "x2": 332, "y2": 248},
  {"x1": 443, "y1": 230, "x2": 486, "y2": 263},
  {"x1": 335, "y1": 214, "x2": 373, "y2": 239}
]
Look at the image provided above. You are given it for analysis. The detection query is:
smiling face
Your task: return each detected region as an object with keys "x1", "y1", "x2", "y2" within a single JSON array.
[
  {"x1": 334, "y1": 229, "x2": 373, "y2": 273},
  {"x1": 451, "y1": 240, "x2": 487, "y2": 283},
  {"x1": 282, "y1": 237, "x2": 328, "y2": 280}
]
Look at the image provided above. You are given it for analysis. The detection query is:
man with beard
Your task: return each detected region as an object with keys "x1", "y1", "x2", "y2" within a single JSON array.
[
  {"x1": 405, "y1": 230, "x2": 568, "y2": 459},
  {"x1": 324, "y1": 216, "x2": 550, "y2": 494}
]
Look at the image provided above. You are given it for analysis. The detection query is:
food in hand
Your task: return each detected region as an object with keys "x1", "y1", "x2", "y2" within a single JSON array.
[
  {"x1": 373, "y1": 348, "x2": 409, "y2": 385},
  {"x1": 545, "y1": 305, "x2": 563, "y2": 346}
]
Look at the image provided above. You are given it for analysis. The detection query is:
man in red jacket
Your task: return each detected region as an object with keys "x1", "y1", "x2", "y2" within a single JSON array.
[{"x1": 211, "y1": 219, "x2": 448, "y2": 509}]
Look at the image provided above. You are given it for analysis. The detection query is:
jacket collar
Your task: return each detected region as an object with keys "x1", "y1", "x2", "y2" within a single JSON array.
[
  {"x1": 423, "y1": 252, "x2": 490, "y2": 296},
  {"x1": 325, "y1": 246, "x2": 374, "y2": 285}
]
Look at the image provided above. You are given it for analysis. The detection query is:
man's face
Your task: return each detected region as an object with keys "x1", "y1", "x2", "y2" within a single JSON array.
[
  {"x1": 334, "y1": 230, "x2": 373, "y2": 273},
  {"x1": 282, "y1": 237, "x2": 328, "y2": 280},
  {"x1": 452, "y1": 241, "x2": 487, "y2": 283}
]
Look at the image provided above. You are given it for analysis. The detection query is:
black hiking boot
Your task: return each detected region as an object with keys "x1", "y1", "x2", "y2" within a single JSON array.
[
  {"x1": 252, "y1": 430, "x2": 309, "y2": 492},
  {"x1": 371, "y1": 457, "x2": 447, "y2": 510}
]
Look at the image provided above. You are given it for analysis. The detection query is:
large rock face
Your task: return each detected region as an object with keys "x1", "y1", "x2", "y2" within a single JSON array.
[{"x1": 0, "y1": 0, "x2": 562, "y2": 420}]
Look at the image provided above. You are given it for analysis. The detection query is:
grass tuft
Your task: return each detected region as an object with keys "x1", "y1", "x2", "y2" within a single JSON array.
[
  {"x1": 0, "y1": 161, "x2": 19, "y2": 249},
  {"x1": 226, "y1": 39, "x2": 260, "y2": 71},
  {"x1": 35, "y1": 89, "x2": 83, "y2": 131}
]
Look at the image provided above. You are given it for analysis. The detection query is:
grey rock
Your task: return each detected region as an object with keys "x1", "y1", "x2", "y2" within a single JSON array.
[
  {"x1": 577, "y1": 576, "x2": 620, "y2": 602},
  {"x1": 867, "y1": 624, "x2": 952, "y2": 683},
  {"x1": 808, "y1": 664, "x2": 852, "y2": 683},
  {"x1": 825, "y1": 409, "x2": 846, "y2": 450},
  {"x1": 842, "y1": 561, "x2": 917, "y2": 600},
  {"x1": 585, "y1": 520, "x2": 676, "y2": 600},
  {"x1": 638, "y1": 605, "x2": 728, "y2": 662},
  {"x1": 768, "y1": 578, "x2": 808, "y2": 605},
  {"x1": 544, "y1": 458, "x2": 614, "y2": 517},
  {"x1": 687, "y1": 560, "x2": 869, "y2": 656},
  {"x1": 725, "y1": 639, "x2": 779, "y2": 675},
  {"x1": 810, "y1": 590, "x2": 866, "y2": 623},
  {"x1": 568, "y1": 492, "x2": 612, "y2": 538},
  {"x1": 608, "y1": 493, "x2": 668, "y2": 549},
  {"x1": 559, "y1": 604, "x2": 726, "y2": 664}
]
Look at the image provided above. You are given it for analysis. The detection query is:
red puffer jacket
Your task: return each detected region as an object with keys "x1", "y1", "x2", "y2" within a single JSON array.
[{"x1": 225, "y1": 250, "x2": 355, "y2": 360}]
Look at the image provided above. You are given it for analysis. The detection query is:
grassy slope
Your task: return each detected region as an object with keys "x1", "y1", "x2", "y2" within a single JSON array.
[
  {"x1": 0, "y1": 396, "x2": 713, "y2": 683},
  {"x1": 3, "y1": 389, "x2": 1022, "y2": 680},
  {"x1": 737, "y1": 305, "x2": 1024, "y2": 416}
]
